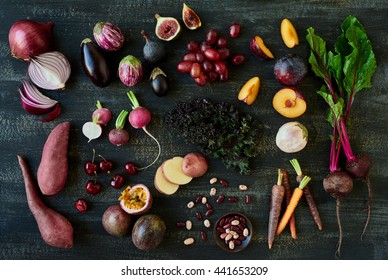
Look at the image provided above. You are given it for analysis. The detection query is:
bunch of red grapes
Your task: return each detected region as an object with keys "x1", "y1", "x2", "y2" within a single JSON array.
[{"x1": 177, "y1": 23, "x2": 244, "y2": 86}]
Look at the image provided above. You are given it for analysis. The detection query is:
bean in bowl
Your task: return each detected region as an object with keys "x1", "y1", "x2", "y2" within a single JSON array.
[{"x1": 213, "y1": 212, "x2": 252, "y2": 252}]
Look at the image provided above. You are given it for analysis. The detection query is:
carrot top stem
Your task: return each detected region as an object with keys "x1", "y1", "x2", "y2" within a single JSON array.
[
  {"x1": 290, "y1": 158, "x2": 303, "y2": 177},
  {"x1": 277, "y1": 169, "x2": 283, "y2": 186},
  {"x1": 298, "y1": 175, "x2": 311, "y2": 190}
]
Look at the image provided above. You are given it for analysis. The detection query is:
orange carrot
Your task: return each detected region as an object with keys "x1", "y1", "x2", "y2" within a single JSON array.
[
  {"x1": 276, "y1": 175, "x2": 311, "y2": 235},
  {"x1": 290, "y1": 159, "x2": 322, "y2": 230},
  {"x1": 280, "y1": 169, "x2": 297, "y2": 239},
  {"x1": 268, "y1": 169, "x2": 285, "y2": 249}
]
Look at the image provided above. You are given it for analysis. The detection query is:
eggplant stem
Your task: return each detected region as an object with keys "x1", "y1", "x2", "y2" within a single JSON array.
[{"x1": 136, "y1": 127, "x2": 161, "y2": 171}]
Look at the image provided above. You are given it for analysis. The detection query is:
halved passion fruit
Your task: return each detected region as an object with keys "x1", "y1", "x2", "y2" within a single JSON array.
[{"x1": 119, "y1": 184, "x2": 152, "y2": 215}]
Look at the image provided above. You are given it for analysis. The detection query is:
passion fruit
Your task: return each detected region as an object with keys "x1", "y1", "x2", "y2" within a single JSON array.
[
  {"x1": 132, "y1": 214, "x2": 166, "y2": 251},
  {"x1": 155, "y1": 14, "x2": 181, "y2": 41},
  {"x1": 102, "y1": 205, "x2": 132, "y2": 237},
  {"x1": 118, "y1": 184, "x2": 152, "y2": 215},
  {"x1": 182, "y1": 3, "x2": 201, "y2": 30}
]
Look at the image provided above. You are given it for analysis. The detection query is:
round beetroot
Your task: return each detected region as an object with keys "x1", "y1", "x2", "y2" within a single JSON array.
[{"x1": 102, "y1": 205, "x2": 132, "y2": 237}]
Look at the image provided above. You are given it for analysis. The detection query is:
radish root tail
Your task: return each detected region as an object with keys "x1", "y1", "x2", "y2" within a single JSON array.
[
  {"x1": 137, "y1": 127, "x2": 161, "y2": 171},
  {"x1": 335, "y1": 197, "x2": 342, "y2": 260},
  {"x1": 360, "y1": 176, "x2": 372, "y2": 241}
]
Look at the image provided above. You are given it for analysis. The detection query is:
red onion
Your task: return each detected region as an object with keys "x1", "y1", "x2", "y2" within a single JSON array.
[
  {"x1": 28, "y1": 51, "x2": 71, "y2": 90},
  {"x1": 18, "y1": 80, "x2": 60, "y2": 121},
  {"x1": 93, "y1": 22, "x2": 124, "y2": 52},
  {"x1": 8, "y1": 19, "x2": 54, "y2": 61}
]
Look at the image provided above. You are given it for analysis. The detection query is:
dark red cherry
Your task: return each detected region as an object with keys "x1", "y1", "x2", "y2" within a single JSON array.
[
  {"x1": 124, "y1": 162, "x2": 137, "y2": 175},
  {"x1": 85, "y1": 161, "x2": 99, "y2": 176},
  {"x1": 99, "y1": 160, "x2": 113, "y2": 173},
  {"x1": 110, "y1": 174, "x2": 125, "y2": 189},
  {"x1": 85, "y1": 180, "x2": 101, "y2": 195}
]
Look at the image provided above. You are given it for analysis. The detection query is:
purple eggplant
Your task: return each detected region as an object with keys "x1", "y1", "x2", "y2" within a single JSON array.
[{"x1": 81, "y1": 38, "x2": 111, "y2": 87}]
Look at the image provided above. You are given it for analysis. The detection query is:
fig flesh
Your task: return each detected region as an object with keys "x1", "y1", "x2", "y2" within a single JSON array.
[
  {"x1": 155, "y1": 14, "x2": 181, "y2": 41},
  {"x1": 182, "y1": 3, "x2": 201, "y2": 30}
]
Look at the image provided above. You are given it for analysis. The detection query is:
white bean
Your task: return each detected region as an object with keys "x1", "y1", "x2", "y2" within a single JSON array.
[
  {"x1": 209, "y1": 177, "x2": 217, "y2": 184},
  {"x1": 187, "y1": 201, "x2": 195, "y2": 208},
  {"x1": 184, "y1": 237, "x2": 195, "y2": 245}
]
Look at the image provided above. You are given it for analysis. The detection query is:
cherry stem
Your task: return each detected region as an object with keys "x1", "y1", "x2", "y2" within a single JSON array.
[{"x1": 92, "y1": 148, "x2": 96, "y2": 163}]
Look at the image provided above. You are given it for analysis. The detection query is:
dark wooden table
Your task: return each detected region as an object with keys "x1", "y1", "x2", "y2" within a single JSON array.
[{"x1": 1, "y1": 0, "x2": 387, "y2": 260}]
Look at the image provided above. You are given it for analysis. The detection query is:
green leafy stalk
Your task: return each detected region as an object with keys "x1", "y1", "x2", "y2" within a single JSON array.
[
  {"x1": 127, "y1": 91, "x2": 140, "y2": 109},
  {"x1": 115, "y1": 110, "x2": 129, "y2": 129},
  {"x1": 306, "y1": 16, "x2": 376, "y2": 166}
]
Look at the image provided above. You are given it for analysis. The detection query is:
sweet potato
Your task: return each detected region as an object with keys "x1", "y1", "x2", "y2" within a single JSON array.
[
  {"x1": 37, "y1": 122, "x2": 70, "y2": 195},
  {"x1": 18, "y1": 155, "x2": 73, "y2": 248}
]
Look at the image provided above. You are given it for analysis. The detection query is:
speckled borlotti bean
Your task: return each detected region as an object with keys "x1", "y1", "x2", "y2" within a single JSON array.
[
  {"x1": 201, "y1": 196, "x2": 207, "y2": 204},
  {"x1": 204, "y1": 219, "x2": 211, "y2": 228},
  {"x1": 210, "y1": 187, "x2": 217, "y2": 196},
  {"x1": 239, "y1": 184, "x2": 248, "y2": 191}
]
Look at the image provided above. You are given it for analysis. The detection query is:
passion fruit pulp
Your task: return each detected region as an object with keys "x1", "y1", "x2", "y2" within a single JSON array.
[
  {"x1": 155, "y1": 14, "x2": 181, "y2": 41},
  {"x1": 182, "y1": 3, "x2": 201, "y2": 30},
  {"x1": 118, "y1": 184, "x2": 152, "y2": 215}
]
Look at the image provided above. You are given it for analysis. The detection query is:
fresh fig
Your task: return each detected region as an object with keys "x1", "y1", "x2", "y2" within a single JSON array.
[
  {"x1": 141, "y1": 30, "x2": 166, "y2": 64},
  {"x1": 182, "y1": 3, "x2": 201, "y2": 30},
  {"x1": 155, "y1": 14, "x2": 181, "y2": 41},
  {"x1": 118, "y1": 184, "x2": 152, "y2": 215}
]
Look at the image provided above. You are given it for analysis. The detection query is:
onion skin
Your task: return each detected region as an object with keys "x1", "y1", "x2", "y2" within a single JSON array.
[
  {"x1": 118, "y1": 55, "x2": 143, "y2": 87},
  {"x1": 93, "y1": 22, "x2": 124, "y2": 52},
  {"x1": 81, "y1": 38, "x2": 111, "y2": 87},
  {"x1": 9, "y1": 19, "x2": 54, "y2": 61}
]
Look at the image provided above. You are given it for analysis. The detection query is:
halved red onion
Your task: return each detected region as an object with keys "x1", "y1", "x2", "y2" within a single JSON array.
[
  {"x1": 19, "y1": 80, "x2": 58, "y2": 115},
  {"x1": 28, "y1": 51, "x2": 71, "y2": 90}
]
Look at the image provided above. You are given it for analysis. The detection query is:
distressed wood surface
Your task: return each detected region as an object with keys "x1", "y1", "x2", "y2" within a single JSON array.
[{"x1": 0, "y1": 0, "x2": 387, "y2": 260}]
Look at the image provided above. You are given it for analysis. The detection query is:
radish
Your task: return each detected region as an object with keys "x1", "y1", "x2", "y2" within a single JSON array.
[
  {"x1": 82, "y1": 115, "x2": 102, "y2": 142},
  {"x1": 92, "y1": 100, "x2": 112, "y2": 126},
  {"x1": 127, "y1": 91, "x2": 161, "y2": 170},
  {"x1": 109, "y1": 110, "x2": 129, "y2": 146}
]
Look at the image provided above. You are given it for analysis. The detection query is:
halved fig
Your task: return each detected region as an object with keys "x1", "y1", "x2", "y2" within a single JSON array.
[
  {"x1": 155, "y1": 14, "x2": 181, "y2": 41},
  {"x1": 182, "y1": 3, "x2": 201, "y2": 30},
  {"x1": 119, "y1": 184, "x2": 152, "y2": 215}
]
